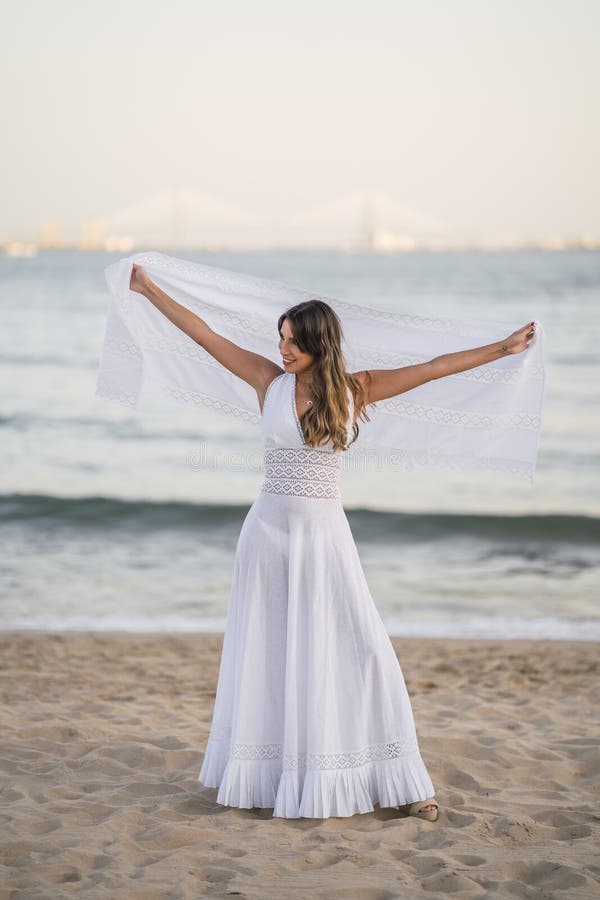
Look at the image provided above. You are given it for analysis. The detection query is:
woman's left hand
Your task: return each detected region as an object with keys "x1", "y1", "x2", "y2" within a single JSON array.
[{"x1": 502, "y1": 322, "x2": 536, "y2": 355}]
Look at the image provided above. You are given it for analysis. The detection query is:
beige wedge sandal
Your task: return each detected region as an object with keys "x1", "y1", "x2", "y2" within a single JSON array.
[{"x1": 397, "y1": 798, "x2": 439, "y2": 822}]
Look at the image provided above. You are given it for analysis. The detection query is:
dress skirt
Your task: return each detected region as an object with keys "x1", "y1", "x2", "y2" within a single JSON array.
[{"x1": 198, "y1": 489, "x2": 435, "y2": 819}]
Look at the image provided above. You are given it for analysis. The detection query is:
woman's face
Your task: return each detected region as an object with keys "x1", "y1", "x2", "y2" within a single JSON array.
[{"x1": 278, "y1": 318, "x2": 315, "y2": 375}]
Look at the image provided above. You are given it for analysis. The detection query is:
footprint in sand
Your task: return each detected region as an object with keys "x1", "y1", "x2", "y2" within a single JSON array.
[
  {"x1": 406, "y1": 855, "x2": 448, "y2": 876},
  {"x1": 441, "y1": 809, "x2": 477, "y2": 828},
  {"x1": 500, "y1": 860, "x2": 587, "y2": 891},
  {"x1": 421, "y1": 870, "x2": 482, "y2": 894},
  {"x1": 132, "y1": 824, "x2": 199, "y2": 850},
  {"x1": 29, "y1": 817, "x2": 62, "y2": 835},
  {"x1": 452, "y1": 854, "x2": 486, "y2": 867},
  {"x1": 318, "y1": 891, "x2": 398, "y2": 900}
]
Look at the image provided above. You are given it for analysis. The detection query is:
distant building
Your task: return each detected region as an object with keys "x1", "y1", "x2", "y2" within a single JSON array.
[
  {"x1": 104, "y1": 234, "x2": 135, "y2": 252},
  {"x1": 372, "y1": 230, "x2": 417, "y2": 253},
  {"x1": 78, "y1": 218, "x2": 105, "y2": 250},
  {"x1": 3, "y1": 241, "x2": 38, "y2": 257},
  {"x1": 39, "y1": 218, "x2": 65, "y2": 249}
]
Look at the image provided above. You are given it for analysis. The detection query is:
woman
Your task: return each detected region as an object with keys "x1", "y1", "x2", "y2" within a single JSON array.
[{"x1": 127, "y1": 261, "x2": 535, "y2": 822}]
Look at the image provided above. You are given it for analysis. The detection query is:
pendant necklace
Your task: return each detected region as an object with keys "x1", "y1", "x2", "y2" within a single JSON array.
[{"x1": 297, "y1": 376, "x2": 314, "y2": 407}]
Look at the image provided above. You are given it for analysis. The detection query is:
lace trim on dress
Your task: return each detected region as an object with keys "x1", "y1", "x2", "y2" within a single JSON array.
[
  {"x1": 206, "y1": 732, "x2": 420, "y2": 770},
  {"x1": 291, "y1": 373, "x2": 307, "y2": 444},
  {"x1": 282, "y1": 737, "x2": 421, "y2": 771},
  {"x1": 261, "y1": 447, "x2": 342, "y2": 499}
]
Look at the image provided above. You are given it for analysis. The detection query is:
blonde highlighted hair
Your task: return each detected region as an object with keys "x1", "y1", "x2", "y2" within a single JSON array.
[{"x1": 278, "y1": 300, "x2": 373, "y2": 451}]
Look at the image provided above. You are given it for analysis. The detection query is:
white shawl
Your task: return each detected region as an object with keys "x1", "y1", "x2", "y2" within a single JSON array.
[{"x1": 95, "y1": 251, "x2": 546, "y2": 481}]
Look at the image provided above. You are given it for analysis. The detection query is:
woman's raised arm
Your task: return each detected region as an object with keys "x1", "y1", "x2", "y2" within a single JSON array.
[
  {"x1": 131, "y1": 264, "x2": 281, "y2": 398},
  {"x1": 354, "y1": 322, "x2": 536, "y2": 405}
]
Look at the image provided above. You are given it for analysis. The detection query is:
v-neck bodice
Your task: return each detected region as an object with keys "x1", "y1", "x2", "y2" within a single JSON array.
[{"x1": 261, "y1": 372, "x2": 353, "y2": 453}]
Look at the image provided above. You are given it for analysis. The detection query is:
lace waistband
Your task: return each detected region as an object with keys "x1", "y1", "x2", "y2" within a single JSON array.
[{"x1": 261, "y1": 447, "x2": 342, "y2": 499}]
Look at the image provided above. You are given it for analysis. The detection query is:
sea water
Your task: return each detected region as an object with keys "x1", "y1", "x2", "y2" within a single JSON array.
[{"x1": 1, "y1": 248, "x2": 599, "y2": 638}]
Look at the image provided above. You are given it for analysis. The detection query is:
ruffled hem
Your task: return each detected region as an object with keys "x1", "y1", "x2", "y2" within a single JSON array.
[{"x1": 198, "y1": 743, "x2": 435, "y2": 819}]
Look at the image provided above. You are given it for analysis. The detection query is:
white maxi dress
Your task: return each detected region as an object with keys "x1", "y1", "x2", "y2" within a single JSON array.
[{"x1": 198, "y1": 371, "x2": 435, "y2": 818}]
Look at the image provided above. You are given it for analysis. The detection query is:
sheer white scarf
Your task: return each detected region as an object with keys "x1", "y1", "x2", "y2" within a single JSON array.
[{"x1": 96, "y1": 251, "x2": 546, "y2": 481}]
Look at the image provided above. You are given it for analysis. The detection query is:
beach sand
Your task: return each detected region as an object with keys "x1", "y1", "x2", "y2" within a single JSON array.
[{"x1": 1, "y1": 631, "x2": 598, "y2": 899}]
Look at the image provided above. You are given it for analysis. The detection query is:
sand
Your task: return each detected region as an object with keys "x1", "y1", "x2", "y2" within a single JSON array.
[{"x1": 1, "y1": 631, "x2": 598, "y2": 899}]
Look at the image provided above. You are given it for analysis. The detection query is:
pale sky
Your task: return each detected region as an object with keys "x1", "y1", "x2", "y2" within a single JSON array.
[{"x1": 2, "y1": 0, "x2": 599, "y2": 246}]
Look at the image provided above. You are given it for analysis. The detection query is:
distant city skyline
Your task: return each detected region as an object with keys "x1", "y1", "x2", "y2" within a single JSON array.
[
  {"x1": 2, "y1": 1, "x2": 599, "y2": 249},
  {"x1": 3, "y1": 186, "x2": 600, "y2": 255}
]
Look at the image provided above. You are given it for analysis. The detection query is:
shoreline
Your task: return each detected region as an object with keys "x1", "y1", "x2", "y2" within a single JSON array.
[
  {"x1": 0, "y1": 628, "x2": 600, "y2": 649},
  {"x1": 2, "y1": 631, "x2": 598, "y2": 897},
  {"x1": 3, "y1": 623, "x2": 600, "y2": 641}
]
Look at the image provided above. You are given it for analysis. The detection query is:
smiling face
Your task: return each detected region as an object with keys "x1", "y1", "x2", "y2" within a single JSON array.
[{"x1": 278, "y1": 317, "x2": 315, "y2": 376}]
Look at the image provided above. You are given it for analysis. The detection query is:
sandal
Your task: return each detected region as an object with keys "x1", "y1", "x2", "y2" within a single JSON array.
[{"x1": 397, "y1": 798, "x2": 439, "y2": 822}]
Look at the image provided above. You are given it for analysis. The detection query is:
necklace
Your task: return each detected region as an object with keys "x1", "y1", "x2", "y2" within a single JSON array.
[{"x1": 295, "y1": 374, "x2": 314, "y2": 407}]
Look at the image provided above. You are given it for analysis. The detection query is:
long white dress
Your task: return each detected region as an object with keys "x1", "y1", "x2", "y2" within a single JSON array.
[{"x1": 198, "y1": 371, "x2": 435, "y2": 819}]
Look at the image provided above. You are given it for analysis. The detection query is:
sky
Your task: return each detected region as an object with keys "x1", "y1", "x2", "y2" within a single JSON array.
[{"x1": 2, "y1": 0, "x2": 599, "y2": 247}]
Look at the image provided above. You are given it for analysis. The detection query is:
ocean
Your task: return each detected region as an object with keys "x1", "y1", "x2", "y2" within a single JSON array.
[{"x1": 1, "y1": 248, "x2": 599, "y2": 639}]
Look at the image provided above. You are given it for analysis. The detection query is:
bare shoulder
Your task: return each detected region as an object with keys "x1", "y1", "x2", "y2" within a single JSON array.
[
  {"x1": 348, "y1": 370, "x2": 370, "y2": 388},
  {"x1": 261, "y1": 362, "x2": 285, "y2": 391},
  {"x1": 346, "y1": 370, "x2": 373, "y2": 425},
  {"x1": 257, "y1": 363, "x2": 286, "y2": 414},
  {"x1": 348, "y1": 370, "x2": 373, "y2": 402}
]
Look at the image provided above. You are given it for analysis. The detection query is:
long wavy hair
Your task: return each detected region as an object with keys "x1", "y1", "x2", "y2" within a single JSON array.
[{"x1": 278, "y1": 300, "x2": 373, "y2": 451}]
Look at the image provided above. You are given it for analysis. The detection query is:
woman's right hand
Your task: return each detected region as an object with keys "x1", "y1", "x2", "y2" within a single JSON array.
[{"x1": 129, "y1": 263, "x2": 152, "y2": 295}]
